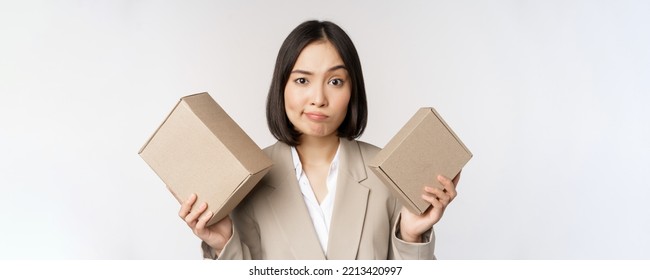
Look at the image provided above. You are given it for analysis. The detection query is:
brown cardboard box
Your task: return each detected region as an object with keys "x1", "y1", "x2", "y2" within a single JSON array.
[
  {"x1": 369, "y1": 107, "x2": 472, "y2": 215},
  {"x1": 139, "y1": 92, "x2": 272, "y2": 226}
]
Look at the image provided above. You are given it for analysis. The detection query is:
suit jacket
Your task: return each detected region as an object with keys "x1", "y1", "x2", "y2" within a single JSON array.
[{"x1": 202, "y1": 139, "x2": 436, "y2": 260}]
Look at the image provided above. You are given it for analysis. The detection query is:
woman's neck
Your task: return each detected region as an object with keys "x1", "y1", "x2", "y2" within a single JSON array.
[{"x1": 295, "y1": 134, "x2": 340, "y2": 166}]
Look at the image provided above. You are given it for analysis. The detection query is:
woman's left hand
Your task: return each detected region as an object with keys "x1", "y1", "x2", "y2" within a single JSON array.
[{"x1": 399, "y1": 172, "x2": 461, "y2": 243}]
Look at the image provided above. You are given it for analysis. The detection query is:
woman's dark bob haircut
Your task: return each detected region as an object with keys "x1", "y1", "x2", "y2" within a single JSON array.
[{"x1": 266, "y1": 20, "x2": 368, "y2": 146}]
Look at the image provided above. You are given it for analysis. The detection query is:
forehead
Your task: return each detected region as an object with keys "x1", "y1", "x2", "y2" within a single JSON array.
[{"x1": 292, "y1": 40, "x2": 345, "y2": 70}]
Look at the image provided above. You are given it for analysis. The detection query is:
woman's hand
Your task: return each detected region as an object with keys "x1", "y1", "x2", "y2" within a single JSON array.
[
  {"x1": 399, "y1": 172, "x2": 461, "y2": 243},
  {"x1": 179, "y1": 193, "x2": 233, "y2": 255}
]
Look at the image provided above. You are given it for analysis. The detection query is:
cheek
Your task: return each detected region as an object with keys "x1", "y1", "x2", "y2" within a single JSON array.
[
  {"x1": 283, "y1": 88, "x2": 304, "y2": 118},
  {"x1": 283, "y1": 92, "x2": 296, "y2": 111},
  {"x1": 333, "y1": 91, "x2": 352, "y2": 113}
]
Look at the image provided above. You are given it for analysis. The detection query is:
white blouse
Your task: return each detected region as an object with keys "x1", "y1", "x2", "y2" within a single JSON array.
[{"x1": 290, "y1": 144, "x2": 341, "y2": 254}]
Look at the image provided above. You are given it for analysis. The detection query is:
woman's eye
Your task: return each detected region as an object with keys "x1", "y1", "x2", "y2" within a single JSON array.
[
  {"x1": 329, "y1": 78, "x2": 344, "y2": 86},
  {"x1": 295, "y1": 78, "x2": 307, "y2": 84}
]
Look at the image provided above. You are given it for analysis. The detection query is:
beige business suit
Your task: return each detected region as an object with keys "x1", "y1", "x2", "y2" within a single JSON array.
[{"x1": 203, "y1": 139, "x2": 436, "y2": 260}]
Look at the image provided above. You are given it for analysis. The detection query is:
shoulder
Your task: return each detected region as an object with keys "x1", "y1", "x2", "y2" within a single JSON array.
[
  {"x1": 257, "y1": 141, "x2": 293, "y2": 186},
  {"x1": 350, "y1": 139, "x2": 381, "y2": 160},
  {"x1": 261, "y1": 141, "x2": 290, "y2": 159},
  {"x1": 355, "y1": 139, "x2": 380, "y2": 153},
  {"x1": 261, "y1": 141, "x2": 281, "y2": 155}
]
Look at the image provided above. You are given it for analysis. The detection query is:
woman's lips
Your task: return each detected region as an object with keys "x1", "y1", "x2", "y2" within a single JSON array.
[{"x1": 304, "y1": 112, "x2": 328, "y2": 121}]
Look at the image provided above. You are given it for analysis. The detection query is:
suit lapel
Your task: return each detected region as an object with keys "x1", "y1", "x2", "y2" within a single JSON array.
[
  {"x1": 326, "y1": 139, "x2": 370, "y2": 260},
  {"x1": 264, "y1": 142, "x2": 326, "y2": 260}
]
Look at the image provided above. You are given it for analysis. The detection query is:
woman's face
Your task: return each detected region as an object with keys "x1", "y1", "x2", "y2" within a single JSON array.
[{"x1": 284, "y1": 40, "x2": 351, "y2": 140}]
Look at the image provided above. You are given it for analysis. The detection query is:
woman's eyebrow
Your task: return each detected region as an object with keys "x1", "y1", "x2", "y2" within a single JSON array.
[
  {"x1": 290, "y1": 65, "x2": 347, "y2": 75},
  {"x1": 290, "y1": 69, "x2": 312, "y2": 75},
  {"x1": 327, "y1": 65, "x2": 347, "y2": 72}
]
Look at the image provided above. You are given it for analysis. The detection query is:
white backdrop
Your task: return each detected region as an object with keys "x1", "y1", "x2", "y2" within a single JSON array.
[{"x1": 1, "y1": 0, "x2": 649, "y2": 259}]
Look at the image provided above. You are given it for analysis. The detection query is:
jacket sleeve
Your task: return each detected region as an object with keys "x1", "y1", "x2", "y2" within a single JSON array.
[
  {"x1": 388, "y1": 199, "x2": 436, "y2": 260},
  {"x1": 201, "y1": 201, "x2": 260, "y2": 260}
]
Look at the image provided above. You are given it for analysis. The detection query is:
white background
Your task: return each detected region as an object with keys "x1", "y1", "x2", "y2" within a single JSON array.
[{"x1": 1, "y1": 0, "x2": 648, "y2": 259}]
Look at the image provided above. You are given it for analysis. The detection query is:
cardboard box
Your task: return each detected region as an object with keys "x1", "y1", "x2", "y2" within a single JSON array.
[
  {"x1": 369, "y1": 107, "x2": 472, "y2": 215},
  {"x1": 139, "y1": 92, "x2": 273, "y2": 226}
]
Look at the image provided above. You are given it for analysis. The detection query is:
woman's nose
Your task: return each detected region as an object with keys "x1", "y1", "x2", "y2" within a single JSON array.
[{"x1": 310, "y1": 85, "x2": 327, "y2": 107}]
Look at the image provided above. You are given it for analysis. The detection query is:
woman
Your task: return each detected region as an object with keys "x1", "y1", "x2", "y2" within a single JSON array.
[{"x1": 179, "y1": 20, "x2": 460, "y2": 260}]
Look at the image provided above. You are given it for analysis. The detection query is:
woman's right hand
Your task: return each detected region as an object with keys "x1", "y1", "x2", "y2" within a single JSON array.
[{"x1": 179, "y1": 193, "x2": 233, "y2": 255}]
